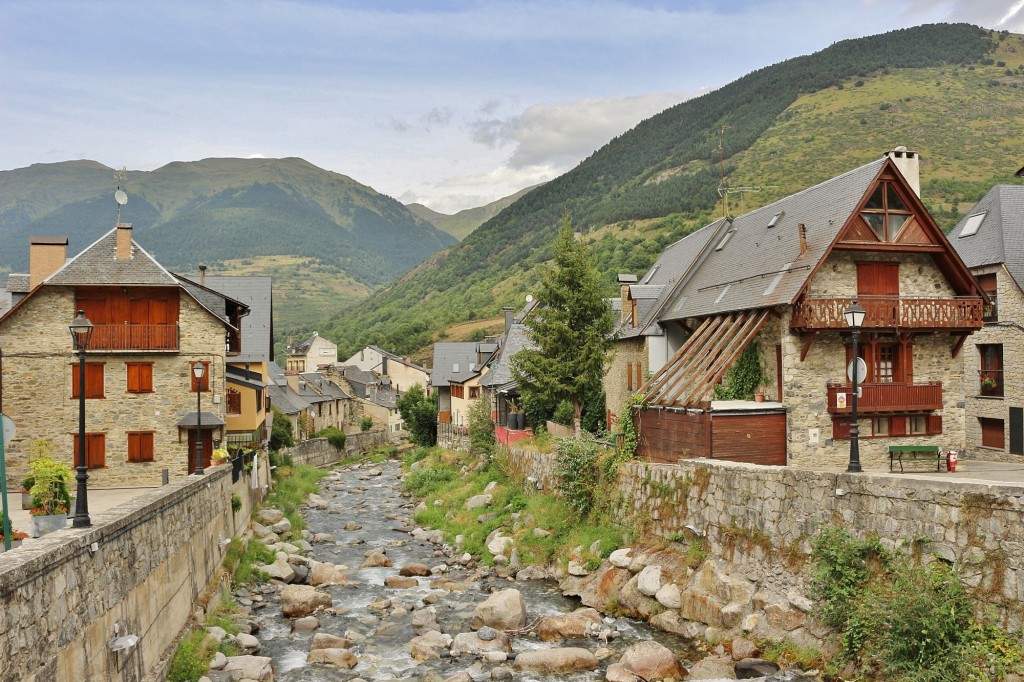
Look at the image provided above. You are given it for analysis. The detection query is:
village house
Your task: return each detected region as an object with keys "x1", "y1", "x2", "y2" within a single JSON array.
[
  {"x1": 607, "y1": 148, "x2": 985, "y2": 469},
  {"x1": 479, "y1": 305, "x2": 536, "y2": 439},
  {"x1": 0, "y1": 225, "x2": 247, "y2": 486},
  {"x1": 341, "y1": 345, "x2": 431, "y2": 394},
  {"x1": 267, "y1": 361, "x2": 313, "y2": 441},
  {"x1": 949, "y1": 184, "x2": 1024, "y2": 460},
  {"x1": 431, "y1": 342, "x2": 495, "y2": 429},
  {"x1": 284, "y1": 331, "x2": 337, "y2": 372}
]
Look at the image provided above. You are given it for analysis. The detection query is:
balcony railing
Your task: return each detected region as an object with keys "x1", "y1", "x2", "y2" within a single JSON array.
[
  {"x1": 826, "y1": 381, "x2": 943, "y2": 414},
  {"x1": 88, "y1": 324, "x2": 179, "y2": 351},
  {"x1": 791, "y1": 296, "x2": 983, "y2": 331}
]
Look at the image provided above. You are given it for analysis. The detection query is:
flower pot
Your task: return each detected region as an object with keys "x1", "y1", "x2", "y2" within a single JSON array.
[
  {"x1": 30, "y1": 513, "x2": 68, "y2": 538},
  {"x1": 21, "y1": 491, "x2": 32, "y2": 510},
  {"x1": 754, "y1": 393, "x2": 765, "y2": 403}
]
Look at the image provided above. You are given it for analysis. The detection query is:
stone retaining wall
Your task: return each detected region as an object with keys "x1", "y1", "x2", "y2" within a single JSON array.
[
  {"x1": 506, "y1": 446, "x2": 1024, "y2": 629},
  {"x1": 0, "y1": 455, "x2": 270, "y2": 682},
  {"x1": 287, "y1": 430, "x2": 389, "y2": 469}
]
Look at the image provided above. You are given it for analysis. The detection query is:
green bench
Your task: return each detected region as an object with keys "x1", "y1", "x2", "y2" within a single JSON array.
[{"x1": 888, "y1": 445, "x2": 942, "y2": 473}]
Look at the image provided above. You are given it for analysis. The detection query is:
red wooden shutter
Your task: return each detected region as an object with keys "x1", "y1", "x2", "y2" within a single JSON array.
[
  {"x1": 832, "y1": 417, "x2": 851, "y2": 440},
  {"x1": 72, "y1": 363, "x2": 105, "y2": 398},
  {"x1": 127, "y1": 432, "x2": 154, "y2": 462},
  {"x1": 74, "y1": 433, "x2": 106, "y2": 468},
  {"x1": 126, "y1": 363, "x2": 153, "y2": 393},
  {"x1": 890, "y1": 416, "x2": 907, "y2": 436},
  {"x1": 856, "y1": 262, "x2": 900, "y2": 296},
  {"x1": 190, "y1": 361, "x2": 210, "y2": 392},
  {"x1": 927, "y1": 415, "x2": 943, "y2": 436}
]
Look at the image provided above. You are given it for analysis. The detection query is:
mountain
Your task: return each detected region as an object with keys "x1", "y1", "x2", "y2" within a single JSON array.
[
  {"x1": 407, "y1": 184, "x2": 542, "y2": 240},
  {"x1": 0, "y1": 157, "x2": 457, "y2": 330},
  {"x1": 317, "y1": 24, "x2": 1024, "y2": 357}
]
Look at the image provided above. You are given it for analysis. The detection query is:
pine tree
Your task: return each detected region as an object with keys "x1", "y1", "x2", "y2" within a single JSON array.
[{"x1": 512, "y1": 214, "x2": 615, "y2": 434}]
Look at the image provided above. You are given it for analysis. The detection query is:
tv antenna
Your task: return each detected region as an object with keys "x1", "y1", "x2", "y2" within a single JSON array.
[{"x1": 113, "y1": 167, "x2": 128, "y2": 223}]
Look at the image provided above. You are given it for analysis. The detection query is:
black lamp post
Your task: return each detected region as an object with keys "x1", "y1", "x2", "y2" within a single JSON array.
[
  {"x1": 844, "y1": 301, "x2": 866, "y2": 473},
  {"x1": 193, "y1": 362, "x2": 205, "y2": 476},
  {"x1": 69, "y1": 310, "x2": 94, "y2": 527}
]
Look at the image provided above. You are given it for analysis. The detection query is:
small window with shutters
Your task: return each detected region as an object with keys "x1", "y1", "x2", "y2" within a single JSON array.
[
  {"x1": 72, "y1": 433, "x2": 106, "y2": 468},
  {"x1": 226, "y1": 389, "x2": 242, "y2": 415},
  {"x1": 980, "y1": 417, "x2": 1004, "y2": 449},
  {"x1": 127, "y1": 431, "x2": 155, "y2": 462},
  {"x1": 126, "y1": 363, "x2": 153, "y2": 394},
  {"x1": 978, "y1": 273, "x2": 997, "y2": 322},
  {"x1": 71, "y1": 363, "x2": 105, "y2": 399}
]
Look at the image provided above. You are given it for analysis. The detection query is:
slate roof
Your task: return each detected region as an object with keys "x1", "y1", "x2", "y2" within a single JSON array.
[
  {"x1": 661, "y1": 158, "x2": 888, "y2": 321},
  {"x1": 367, "y1": 345, "x2": 430, "y2": 372},
  {"x1": 205, "y1": 275, "x2": 274, "y2": 362},
  {"x1": 431, "y1": 343, "x2": 487, "y2": 387},
  {"x1": 288, "y1": 332, "x2": 320, "y2": 355},
  {"x1": 46, "y1": 226, "x2": 178, "y2": 286},
  {"x1": 300, "y1": 372, "x2": 350, "y2": 400},
  {"x1": 267, "y1": 383, "x2": 309, "y2": 415},
  {"x1": 480, "y1": 323, "x2": 535, "y2": 389},
  {"x1": 366, "y1": 385, "x2": 398, "y2": 409},
  {"x1": 5, "y1": 274, "x2": 29, "y2": 294},
  {"x1": 226, "y1": 365, "x2": 267, "y2": 390},
  {"x1": 173, "y1": 274, "x2": 246, "y2": 328},
  {"x1": 950, "y1": 185, "x2": 1024, "y2": 291},
  {"x1": 176, "y1": 411, "x2": 227, "y2": 428}
]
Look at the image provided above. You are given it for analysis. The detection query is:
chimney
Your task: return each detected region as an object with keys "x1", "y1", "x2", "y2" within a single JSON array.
[
  {"x1": 886, "y1": 146, "x2": 920, "y2": 197},
  {"x1": 617, "y1": 274, "x2": 637, "y2": 325},
  {"x1": 502, "y1": 307, "x2": 514, "y2": 334},
  {"x1": 199, "y1": 264, "x2": 207, "y2": 285},
  {"x1": 798, "y1": 223, "x2": 807, "y2": 256},
  {"x1": 115, "y1": 223, "x2": 134, "y2": 261},
  {"x1": 381, "y1": 355, "x2": 389, "y2": 379},
  {"x1": 29, "y1": 236, "x2": 68, "y2": 289}
]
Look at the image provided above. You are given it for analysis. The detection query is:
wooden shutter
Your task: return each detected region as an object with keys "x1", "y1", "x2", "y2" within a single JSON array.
[
  {"x1": 927, "y1": 414, "x2": 943, "y2": 435},
  {"x1": 74, "y1": 433, "x2": 106, "y2": 468},
  {"x1": 980, "y1": 418, "x2": 1003, "y2": 448},
  {"x1": 127, "y1": 432, "x2": 154, "y2": 462},
  {"x1": 832, "y1": 417, "x2": 851, "y2": 440},
  {"x1": 190, "y1": 361, "x2": 210, "y2": 392},
  {"x1": 857, "y1": 262, "x2": 899, "y2": 296},
  {"x1": 227, "y1": 389, "x2": 242, "y2": 415},
  {"x1": 72, "y1": 363, "x2": 105, "y2": 398},
  {"x1": 126, "y1": 363, "x2": 153, "y2": 393},
  {"x1": 890, "y1": 416, "x2": 907, "y2": 437},
  {"x1": 635, "y1": 363, "x2": 642, "y2": 390},
  {"x1": 626, "y1": 362, "x2": 634, "y2": 391}
]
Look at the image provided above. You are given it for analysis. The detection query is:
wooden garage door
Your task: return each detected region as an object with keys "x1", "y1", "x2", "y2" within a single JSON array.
[{"x1": 711, "y1": 413, "x2": 787, "y2": 465}]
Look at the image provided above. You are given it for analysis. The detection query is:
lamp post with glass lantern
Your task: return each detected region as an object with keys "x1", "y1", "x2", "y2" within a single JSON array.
[
  {"x1": 193, "y1": 362, "x2": 206, "y2": 476},
  {"x1": 844, "y1": 301, "x2": 866, "y2": 473},
  {"x1": 69, "y1": 310, "x2": 94, "y2": 527}
]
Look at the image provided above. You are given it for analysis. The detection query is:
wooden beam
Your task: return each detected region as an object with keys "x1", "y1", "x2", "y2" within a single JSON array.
[
  {"x1": 799, "y1": 332, "x2": 816, "y2": 362},
  {"x1": 951, "y1": 334, "x2": 968, "y2": 359}
]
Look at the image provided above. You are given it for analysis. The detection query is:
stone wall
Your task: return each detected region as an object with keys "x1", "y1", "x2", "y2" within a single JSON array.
[
  {"x1": 0, "y1": 454, "x2": 270, "y2": 682},
  {"x1": 605, "y1": 336, "x2": 647, "y2": 426},
  {"x1": 505, "y1": 447, "x2": 1024, "y2": 630},
  {"x1": 287, "y1": 430, "x2": 389, "y2": 468}
]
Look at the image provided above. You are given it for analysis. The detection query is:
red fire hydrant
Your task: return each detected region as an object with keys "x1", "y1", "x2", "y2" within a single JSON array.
[{"x1": 946, "y1": 450, "x2": 958, "y2": 472}]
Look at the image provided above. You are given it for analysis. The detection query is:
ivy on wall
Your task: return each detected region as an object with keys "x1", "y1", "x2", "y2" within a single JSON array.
[{"x1": 713, "y1": 341, "x2": 767, "y2": 401}]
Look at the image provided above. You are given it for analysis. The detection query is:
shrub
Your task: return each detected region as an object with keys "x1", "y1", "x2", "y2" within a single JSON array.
[
  {"x1": 467, "y1": 397, "x2": 494, "y2": 457},
  {"x1": 360, "y1": 416, "x2": 374, "y2": 432},
  {"x1": 552, "y1": 400, "x2": 574, "y2": 426},
  {"x1": 553, "y1": 438, "x2": 601, "y2": 520},
  {"x1": 269, "y1": 407, "x2": 294, "y2": 451},
  {"x1": 230, "y1": 493, "x2": 242, "y2": 513},
  {"x1": 319, "y1": 427, "x2": 346, "y2": 451}
]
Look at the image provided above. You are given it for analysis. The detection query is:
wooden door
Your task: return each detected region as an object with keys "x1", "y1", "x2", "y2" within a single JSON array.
[
  {"x1": 857, "y1": 262, "x2": 899, "y2": 297},
  {"x1": 187, "y1": 429, "x2": 214, "y2": 473}
]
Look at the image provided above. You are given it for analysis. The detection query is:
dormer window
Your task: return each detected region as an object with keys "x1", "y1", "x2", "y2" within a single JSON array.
[{"x1": 860, "y1": 182, "x2": 912, "y2": 242}]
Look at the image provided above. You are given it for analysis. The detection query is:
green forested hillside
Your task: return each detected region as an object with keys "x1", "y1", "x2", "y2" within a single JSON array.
[
  {"x1": 407, "y1": 184, "x2": 540, "y2": 240},
  {"x1": 318, "y1": 24, "x2": 1024, "y2": 357}
]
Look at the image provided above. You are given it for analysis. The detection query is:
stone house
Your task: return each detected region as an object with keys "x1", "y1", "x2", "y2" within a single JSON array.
[
  {"x1": 612, "y1": 148, "x2": 985, "y2": 469},
  {"x1": 268, "y1": 361, "x2": 313, "y2": 441},
  {"x1": 0, "y1": 225, "x2": 247, "y2": 486},
  {"x1": 341, "y1": 345, "x2": 431, "y2": 394},
  {"x1": 479, "y1": 304, "x2": 537, "y2": 432},
  {"x1": 431, "y1": 342, "x2": 495, "y2": 427},
  {"x1": 285, "y1": 331, "x2": 337, "y2": 372},
  {"x1": 949, "y1": 184, "x2": 1024, "y2": 460}
]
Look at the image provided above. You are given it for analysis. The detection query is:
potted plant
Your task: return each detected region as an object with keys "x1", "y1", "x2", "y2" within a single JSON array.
[
  {"x1": 19, "y1": 475, "x2": 34, "y2": 510},
  {"x1": 981, "y1": 374, "x2": 999, "y2": 391},
  {"x1": 0, "y1": 512, "x2": 28, "y2": 551},
  {"x1": 27, "y1": 454, "x2": 73, "y2": 537},
  {"x1": 211, "y1": 448, "x2": 230, "y2": 465}
]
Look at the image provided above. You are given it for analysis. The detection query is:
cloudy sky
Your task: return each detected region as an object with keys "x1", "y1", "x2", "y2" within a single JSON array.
[{"x1": 1, "y1": 1, "x2": 1021, "y2": 213}]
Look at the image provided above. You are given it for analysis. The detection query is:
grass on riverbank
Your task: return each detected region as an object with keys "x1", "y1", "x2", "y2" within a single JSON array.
[
  {"x1": 401, "y1": 446, "x2": 627, "y2": 568},
  {"x1": 264, "y1": 462, "x2": 329, "y2": 533}
]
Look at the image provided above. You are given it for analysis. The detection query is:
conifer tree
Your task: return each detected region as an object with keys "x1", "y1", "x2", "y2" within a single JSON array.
[{"x1": 512, "y1": 215, "x2": 615, "y2": 434}]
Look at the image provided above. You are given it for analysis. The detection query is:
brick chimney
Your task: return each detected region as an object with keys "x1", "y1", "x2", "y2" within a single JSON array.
[
  {"x1": 115, "y1": 223, "x2": 133, "y2": 261},
  {"x1": 199, "y1": 264, "x2": 207, "y2": 286},
  {"x1": 29, "y1": 236, "x2": 68, "y2": 289},
  {"x1": 502, "y1": 306, "x2": 515, "y2": 334},
  {"x1": 886, "y1": 146, "x2": 920, "y2": 197},
  {"x1": 617, "y1": 274, "x2": 637, "y2": 325}
]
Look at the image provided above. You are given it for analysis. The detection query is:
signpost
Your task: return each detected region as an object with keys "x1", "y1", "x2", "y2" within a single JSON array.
[{"x1": 1, "y1": 414, "x2": 15, "y2": 551}]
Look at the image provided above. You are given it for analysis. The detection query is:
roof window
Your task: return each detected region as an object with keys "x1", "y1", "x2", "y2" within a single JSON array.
[
  {"x1": 959, "y1": 212, "x2": 986, "y2": 237},
  {"x1": 767, "y1": 212, "x2": 782, "y2": 228},
  {"x1": 715, "y1": 229, "x2": 737, "y2": 252}
]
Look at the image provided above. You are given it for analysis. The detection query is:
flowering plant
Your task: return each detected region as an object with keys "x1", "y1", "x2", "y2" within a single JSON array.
[
  {"x1": 30, "y1": 504, "x2": 69, "y2": 516},
  {"x1": 981, "y1": 374, "x2": 999, "y2": 390},
  {"x1": 0, "y1": 513, "x2": 28, "y2": 541},
  {"x1": 211, "y1": 448, "x2": 230, "y2": 463}
]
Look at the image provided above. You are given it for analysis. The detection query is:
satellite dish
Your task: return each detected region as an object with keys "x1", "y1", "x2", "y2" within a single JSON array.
[
  {"x1": 525, "y1": 294, "x2": 534, "y2": 303},
  {"x1": 114, "y1": 189, "x2": 128, "y2": 206}
]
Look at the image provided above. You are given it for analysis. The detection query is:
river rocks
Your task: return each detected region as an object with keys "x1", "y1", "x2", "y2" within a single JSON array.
[
  {"x1": 409, "y1": 630, "x2": 454, "y2": 660},
  {"x1": 234, "y1": 632, "x2": 261, "y2": 653},
  {"x1": 312, "y1": 532, "x2": 336, "y2": 543},
  {"x1": 270, "y1": 517, "x2": 292, "y2": 535},
  {"x1": 538, "y1": 607, "x2": 603, "y2": 640},
  {"x1": 606, "y1": 640, "x2": 684, "y2": 682},
  {"x1": 280, "y1": 584, "x2": 332, "y2": 617},
  {"x1": 735, "y1": 658, "x2": 781, "y2": 678},
  {"x1": 656, "y1": 582, "x2": 682, "y2": 609},
  {"x1": 731, "y1": 636, "x2": 760, "y2": 660},
  {"x1": 292, "y1": 616, "x2": 319, "y2": 632},
  {"x1": 486, "y1": 533, "x2": 514, "y2": 557},
  {"x1": 222, "y1": 655, "x2": 274, "y2": 681},
  {"x1": 361, "y1": 549, "x2": 392, "y2": 568},
  {"x1": 259, "y1": 558, "x2": 296, "y2": 583},
  {"x1": 636, "y1": 565, "x2": 664, "y2": 596},
  {"x1": 515, "y1": 565, "x2": 552, "y2": 581},
  {"x1": 309, "y1": 560, "x2": 355, "y2": 586},
  {"x1": 450, "y1": 630, "x2": 512, "y2": 656},
  {"x1": 311, "y1": 633, "x2": 352, "y2": 650},
  {"x1": 400, "y1": 563, "x2": 431, "y2": 576},
  {"x1": 512, "y1": 647, "x2": 598, "y2": 673},
  {"x1": 385, "y1": 576, "x2": 419, "y2": 588},
  {"x1": 688, "y1": 654, "x2": 735, "y2": 680},
  {"x1": 307, "y1": 648, "x2": 358, "y2": 668},
  {"x1": 608, "y1": 547, "x2": 632, "y2": 568},
  {"x1": 471, "y1": 588, "x2": 527, "y2": 631},
  {"x1": 256, "y1": 509, "x2": 284, "y2": 525},
  {"x1": 567, "y1": 560, "x2": 590, "y2": 576}
]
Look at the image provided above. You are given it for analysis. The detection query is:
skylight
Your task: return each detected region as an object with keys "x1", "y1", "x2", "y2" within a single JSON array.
[
  {"x1": 642, "y1": 265, "x2": 660, "y2": 284},
  {"x1": 959, "y1": 212, "x2": 986, "y2": 237},
  {"x1": 767, "y1": 212, "x2": 782, "y2": 228},
  {"x1": 715, "y1": 229, "x2": 736, "y2": 252}
]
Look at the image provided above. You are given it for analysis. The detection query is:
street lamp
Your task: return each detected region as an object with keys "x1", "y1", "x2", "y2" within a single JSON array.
[
  {"x1": 843, "y1": 301, "x2": 866, "y2": 473},
  {"x1": 192, "y1": 362, "x2": 206, "y2": 476},
  {"x1": 69, "y1": 310, "x2": 94, "y2": 527}
]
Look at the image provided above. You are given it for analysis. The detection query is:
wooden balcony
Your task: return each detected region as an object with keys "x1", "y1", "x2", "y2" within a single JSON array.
[
  {"x1": 826, "y1": 381, "x2": 943, "y2": 415},
  {"x1": 791, "y1": 296, "x2": 983, "y2": 332},
  {"x1": 88, "y1": 324, "x2": 179, "y2": 352}
]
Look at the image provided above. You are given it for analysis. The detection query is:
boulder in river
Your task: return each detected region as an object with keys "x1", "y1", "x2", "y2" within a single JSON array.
[
  {"x1": 400, "y1": 563, "x2": 432, "y2": 576},
  {"x1": 280, "y1": 584, "x2": 332, "y2": 617},
  {"x1": 537, "y1": 607, "x2": 603, "y2": 641},
  {"x1": 222, "y1": 655, "x2": 274, "y2": 681},
  {"x1": 512, "y1": 648, "x2": 598, "y2": 673},
  {"x1": 450, "y1": 630, "x2": 512, "y2": 656},
  {"x1": 361, "y1": 549, "x2": 393, "y2": 568},
  {"x1": 311, "y1": 633, "x2": 353, "y2": 650},
  {"x1": 471, "y1": 588, "x2": 527, "y2": 631},
  {"x1": 307, "y1": 648, "x2": 358, "y2": 668},
  {"x1": 605, "y1": 640, "x2": 684, "y2": 682}
]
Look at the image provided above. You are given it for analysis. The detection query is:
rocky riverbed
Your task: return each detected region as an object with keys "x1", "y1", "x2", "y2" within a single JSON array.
[{"x1": 199, "y1": 459, "x2": 823, "y2": 682}]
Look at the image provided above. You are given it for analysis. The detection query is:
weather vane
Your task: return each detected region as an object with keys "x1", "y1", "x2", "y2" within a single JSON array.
[{"x1": 114, "y1": 167, "x2": 128, "y2": 223}]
